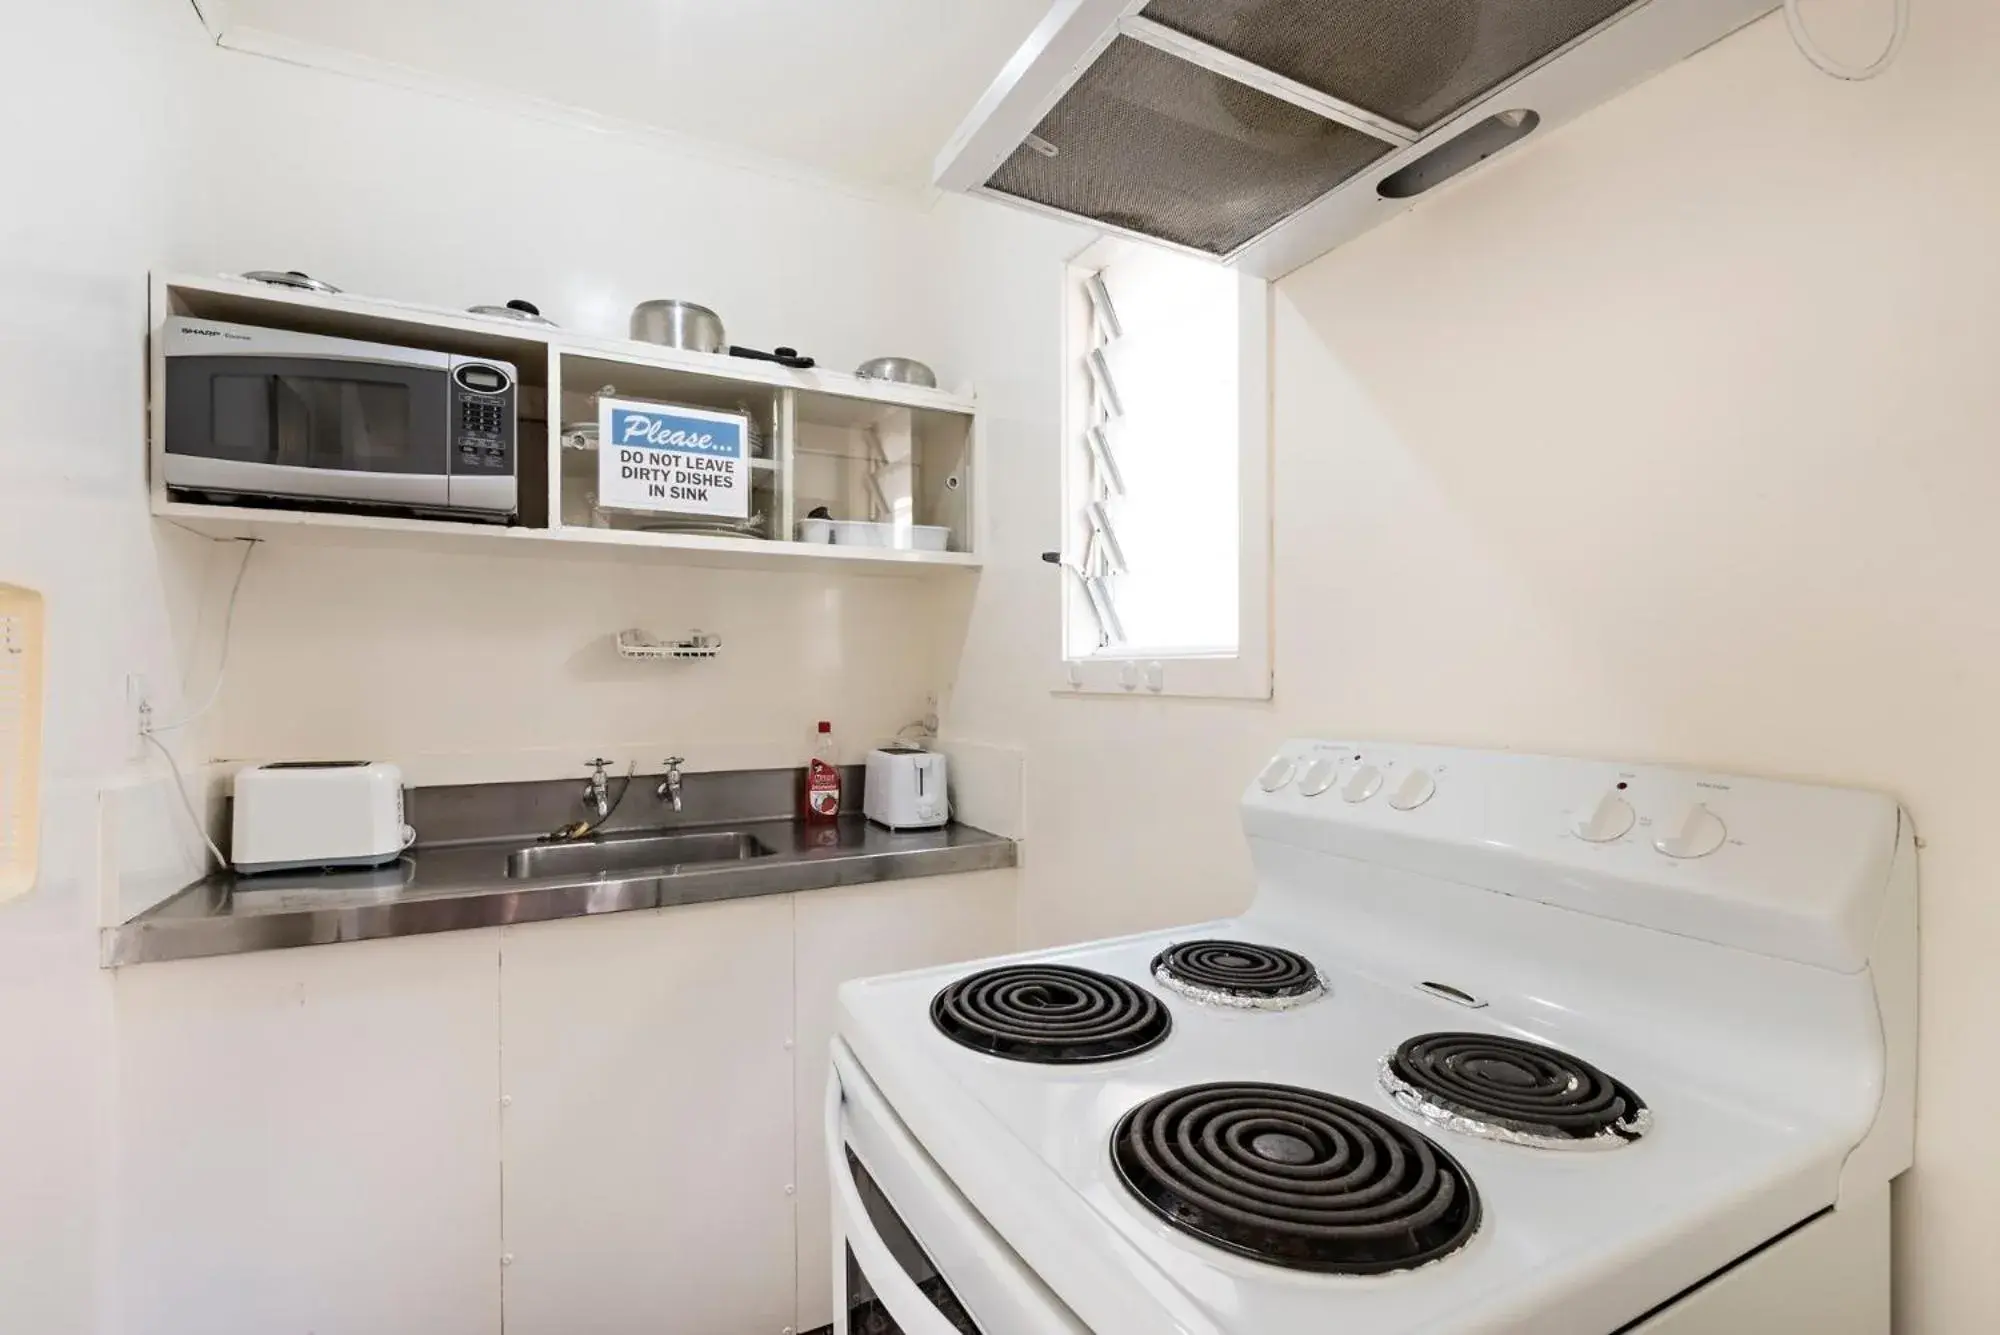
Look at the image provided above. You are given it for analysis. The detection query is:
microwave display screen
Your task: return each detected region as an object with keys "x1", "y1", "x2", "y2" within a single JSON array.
[
  {"x1": 460, "y1": 367, "x2": 505, "y2": 392},
  {"x1": 210, "y1": 374, "x2": 414, "y2": 469}
]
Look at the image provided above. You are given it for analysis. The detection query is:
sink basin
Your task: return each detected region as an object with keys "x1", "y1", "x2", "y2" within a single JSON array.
[{"x1": 505, "y1": 830, "x2": 777, "y2": 880}]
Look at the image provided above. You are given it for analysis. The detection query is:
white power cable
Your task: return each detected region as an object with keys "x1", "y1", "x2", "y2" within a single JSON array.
[
  {"x1": 149, "y1": 537, "x2": 257, "y2": 733},
  {"x1": 144, "y1": 536, "x2": 259, "y2": 871},
  {"x1": 1784, "y1": 0, "x2": 1909, "y2": 81},
  {"x1": 144, "y1": 730, "x2": 228, "y2": 871}
]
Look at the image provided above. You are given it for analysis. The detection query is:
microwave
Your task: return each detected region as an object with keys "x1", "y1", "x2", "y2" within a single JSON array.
[{"x1": 163, "y1": 317, "x2": 518, "y2": 520}]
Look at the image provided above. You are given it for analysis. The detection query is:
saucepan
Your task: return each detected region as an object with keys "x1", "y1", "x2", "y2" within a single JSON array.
[
  {"x1": 631, "y1": 299, "x2": 727, "y2": 353},
  {"x1": 855, "y1": 357, "x2": 938, "y2": 389}
]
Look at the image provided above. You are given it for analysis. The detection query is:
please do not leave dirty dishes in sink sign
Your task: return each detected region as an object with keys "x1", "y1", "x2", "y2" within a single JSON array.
[{"x1": 597, "y1": 398, "x2": 750, "y2": 518}]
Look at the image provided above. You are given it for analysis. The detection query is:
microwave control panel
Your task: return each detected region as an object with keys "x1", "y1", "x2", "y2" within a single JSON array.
[{"x1": 449, "y1": 360, "x2": 516, "y2": 476}]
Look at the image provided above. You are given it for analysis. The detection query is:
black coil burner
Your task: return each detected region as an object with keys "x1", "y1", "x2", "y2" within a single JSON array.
[
  {"x1": 1151, "y1": 940, "x2": 1323, "y2": 1004},
  {"x1": 930, "y1": 964, "x2": 1170, "y2": 1063},
  {"x1": 1384, "y1": 1032, "x2": 1650, "y2": 1145},
  {"x1": 1112, "y1": 1082, "x2": 1480, "y2": 1273}
]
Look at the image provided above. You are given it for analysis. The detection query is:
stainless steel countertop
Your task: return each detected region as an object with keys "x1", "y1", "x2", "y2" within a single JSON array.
[{"x1": 102, "y1": 817, "x2": 1016, "y2": 967}]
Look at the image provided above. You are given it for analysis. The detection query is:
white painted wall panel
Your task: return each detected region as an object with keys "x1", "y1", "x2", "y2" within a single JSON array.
[
  {"x1": 113, "y1": 931, "x2": 504, "y2": 1335},
  {"x1": 498, "y1": 899, "x2": 795, "y2": 1335},
  {"x1": 0, "y1": 2, "x2": 223, "y2": 1331},
  {"x1": 790, "y1": 872, "x2": 1018, "y2": 1332}
]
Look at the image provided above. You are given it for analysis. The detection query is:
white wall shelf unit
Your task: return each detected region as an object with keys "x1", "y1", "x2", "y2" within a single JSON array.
[{"x1": 147, "y1": 274, "x2": 984, "y2": 575}]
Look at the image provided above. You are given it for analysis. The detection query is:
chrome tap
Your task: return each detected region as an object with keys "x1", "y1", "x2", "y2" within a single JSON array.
[
  {"x1": 656, "y1": 756, "x2": 686, "y2": 812},
  {"x1": 582, "y1": 758, "x2": 614, "y2": 819}
]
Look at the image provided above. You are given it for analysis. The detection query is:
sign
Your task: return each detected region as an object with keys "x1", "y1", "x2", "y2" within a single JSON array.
[{"x1": 596, "y1": 398, "x2": 750, "y2": 519}]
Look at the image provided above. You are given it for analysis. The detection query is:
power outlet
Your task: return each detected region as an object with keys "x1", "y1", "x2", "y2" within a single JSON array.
[{"x1": 126, "y1": 673, "x2": 152, "y2": 760}]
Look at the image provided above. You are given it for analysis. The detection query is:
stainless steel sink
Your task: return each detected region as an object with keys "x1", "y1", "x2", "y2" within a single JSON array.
[{"x1": 505, "y1": 830, "x2": 777, "y2": 880}]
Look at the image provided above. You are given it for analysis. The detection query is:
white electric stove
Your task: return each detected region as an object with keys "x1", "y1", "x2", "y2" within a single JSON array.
[{"x1": 826, "y1": 742, "x2": 1917, "y2": 1335}]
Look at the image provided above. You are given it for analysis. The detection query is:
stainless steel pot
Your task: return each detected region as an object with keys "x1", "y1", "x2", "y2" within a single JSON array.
[
  {"x1": 854, "y1": 357, "x2": 937, "y2": 389},
  {"x1": 631, "y1": 300, "x2": 726, "y2": 353}
]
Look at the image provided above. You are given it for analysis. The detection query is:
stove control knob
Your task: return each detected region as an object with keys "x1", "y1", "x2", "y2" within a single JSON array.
[
  {"x1": 1388, "y1": 768, "x2": 1436, "y2": 811},
  {"x1": 1340, "y1": 763, "x2": 1384, "y2": 804},
  {"x1": 1575, "y1": 792, "x2": 1635, "y2": 843},
  {"x1": 1655, "y1": 803, "x2": 1727, "y2": 859},
  {"x1": 1297, "y1": 756, "x2": 1341, "y2": 797},
  {"x1": 1257, "y1": 756, "x2": 1297, "y2": 793}
]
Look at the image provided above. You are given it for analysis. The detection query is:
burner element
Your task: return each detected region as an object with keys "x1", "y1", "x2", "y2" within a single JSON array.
[
  {"x1": 1382, "y1": 1032, "x2": 1651, "y2": 1148},
  {"x1": 1112, "y1": 1082, "x2": 1481, "y2": 1273},
  {"x1": 931, "y1": 964, "x2": 1170, "y2": 1063},
  {"x1": 1150, "y1": 940, "x2": 1325, "y2": 1009}
]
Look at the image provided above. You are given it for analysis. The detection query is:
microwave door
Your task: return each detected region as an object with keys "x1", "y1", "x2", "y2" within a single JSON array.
[{"x1": 165, "y1": 355, "x2": 451, "y2": 509}]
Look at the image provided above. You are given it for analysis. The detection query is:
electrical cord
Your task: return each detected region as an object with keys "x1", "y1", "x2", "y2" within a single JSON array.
[
  {"x1": 143, "y1": 537, "x2": 260, "y2": 871},
  {"x1": 1784, "y1": 0, "x2": 1909, "y2": 80},
  {"x1": 144, "y1": 730, "x2": 228, "y2": 871},
  {"x1": 149, "y1": 537, "x2": 258, "y2": 733}
]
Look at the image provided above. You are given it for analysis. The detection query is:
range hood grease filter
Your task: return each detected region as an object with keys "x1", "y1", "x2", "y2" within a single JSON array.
[{"x1": 982, "y1": 0, "x2": 1638, "y2": 256}]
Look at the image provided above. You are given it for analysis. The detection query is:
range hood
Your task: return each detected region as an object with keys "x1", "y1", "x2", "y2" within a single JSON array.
[{"x1": 937, "y1": 0, "x2": 1776, "y2": 277}]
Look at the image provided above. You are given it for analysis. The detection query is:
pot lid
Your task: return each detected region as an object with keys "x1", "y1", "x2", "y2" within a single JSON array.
[
  {"x1": 469, "y1": 299, "x2": 557, "y2": 327},
  {"x1": 242, "y1": 270, "x2": 341, "y2": 294}
]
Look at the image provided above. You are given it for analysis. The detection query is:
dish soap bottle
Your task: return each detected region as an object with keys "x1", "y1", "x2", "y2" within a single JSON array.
[{"x1": 805, "y1": 720, "x2": 842, "y2": 822}]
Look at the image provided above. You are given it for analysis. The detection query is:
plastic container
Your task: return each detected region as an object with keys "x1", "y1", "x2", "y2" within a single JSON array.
[
  {"x1": 796, "y1": 517, "x2": 834, "y2": 544},
  {"x1": 829, "y1": 520, "x2": 950, "y2": 552},
  {"x1": 805, "y1": 720, "x2": 842, "y2": 822}
]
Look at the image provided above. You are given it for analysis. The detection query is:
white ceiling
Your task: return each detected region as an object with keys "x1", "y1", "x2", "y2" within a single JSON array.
[{"x1": 218, "y1": 0, "x2": 1051, "y2": 191}]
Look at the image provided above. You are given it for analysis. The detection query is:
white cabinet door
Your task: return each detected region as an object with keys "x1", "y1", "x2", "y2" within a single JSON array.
[
  {"x1": 791, "y1": 870, "x2": 1019, "y2": 1334},
  {"x1": 114, "y1": 930, "x2": 504, "y2": 1335},
  {"x1": 498, "y1": 898, "x2": 796, "y2": 1335}
]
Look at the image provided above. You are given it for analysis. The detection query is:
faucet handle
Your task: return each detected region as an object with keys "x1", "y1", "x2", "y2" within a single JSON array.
[
  {"x1": 663, "y1": 756, "x2": 685, "y2": 770},
  {"x1": 585, "y1": 757, "x2": 614, "y2": 773}
]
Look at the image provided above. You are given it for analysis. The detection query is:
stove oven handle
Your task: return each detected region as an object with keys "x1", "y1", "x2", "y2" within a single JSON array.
[{"x1": 826, "y1": 1064, "x2": 963, "y2": 1335}]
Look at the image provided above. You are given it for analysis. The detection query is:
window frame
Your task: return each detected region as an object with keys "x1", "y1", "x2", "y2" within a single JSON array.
[{"x1": 1055, "y1": 237, "x2": 1272, "y2": 700}]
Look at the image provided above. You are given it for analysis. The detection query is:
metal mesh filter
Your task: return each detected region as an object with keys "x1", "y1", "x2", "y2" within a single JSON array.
[
  {"x1": 985, "y1": 37, "x2": 1391, "y2": 255},
  {"x1": 1140, "y1": 0, "x2": 1637, "y2": 131}
]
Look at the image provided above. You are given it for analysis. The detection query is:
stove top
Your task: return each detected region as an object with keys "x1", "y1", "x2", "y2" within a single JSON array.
[
  {"x1": 1150, "y1": 939, "x2": 1325, "y2": 1009},
  {"x1": 929, "y1": 963, "x2": 1171, "y2": 1063},
  {"x1": 1381, "y1": 1032, "x2": 1651, "y2": 1150},
  {"x1": 839, "y1": 924, "x2": 1859, "y2": 1335},
  {"x1": 1111, "y1": 1080, "x2": 1481, "y2": 1274}
]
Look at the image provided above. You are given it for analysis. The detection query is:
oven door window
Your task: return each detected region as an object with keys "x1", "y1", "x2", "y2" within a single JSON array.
[
  {"x1": 167, "y1": 357, "x2": 448, "y2": 475},
  {"x1": 845, "y1": 1149, "x2": 982, "y2": 1334}
]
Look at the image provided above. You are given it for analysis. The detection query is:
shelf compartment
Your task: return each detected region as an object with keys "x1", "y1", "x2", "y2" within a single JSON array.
[
  {"x1": 553, "y1": 353, "x2": 782, "y2": 540},
  {"x1": 791, "y1": 392, "x2": 974, "y2": 553}
]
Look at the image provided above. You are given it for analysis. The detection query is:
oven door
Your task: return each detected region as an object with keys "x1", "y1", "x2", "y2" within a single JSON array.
[
  {"x1": 826, "y1": 1041, "x2": 1087, "y2": 1335},
  {"x1": 164, "y1": 352, "x2": 452, "y2": 510}
]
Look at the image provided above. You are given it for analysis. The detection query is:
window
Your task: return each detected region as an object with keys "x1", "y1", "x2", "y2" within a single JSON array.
[{"x1": 1058, "y1": 237, "x2": 1270, "y2": 698}]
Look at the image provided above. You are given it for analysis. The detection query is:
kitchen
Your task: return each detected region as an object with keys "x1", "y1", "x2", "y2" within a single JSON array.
[{"x1": 0, "y1": 0, "x2": 1990, "y2": 1332}]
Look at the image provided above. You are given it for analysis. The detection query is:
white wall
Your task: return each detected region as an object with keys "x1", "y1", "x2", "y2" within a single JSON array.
[
  {"x1": 0, "y1": 2, "x2": 212, "y2": 1330},
  {"x1": 941, "y1": 0, "x2": 2000, "y2": 1328}
]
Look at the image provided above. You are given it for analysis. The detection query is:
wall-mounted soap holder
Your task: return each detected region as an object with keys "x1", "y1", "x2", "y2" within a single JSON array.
[{"x1": 615, "y1": 629, "x2": 721, "y2": 662}]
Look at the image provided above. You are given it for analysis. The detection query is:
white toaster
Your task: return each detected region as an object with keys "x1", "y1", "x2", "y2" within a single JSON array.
[
  {"x1": 864, "y1": 747, "x2": 949, "y2": 831},
  {"x1": 231, "y1": 761, "x2": 411, "y2": 874}
]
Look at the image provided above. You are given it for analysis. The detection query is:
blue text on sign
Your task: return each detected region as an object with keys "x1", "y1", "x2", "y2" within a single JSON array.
[{"x1": 610, "y1": 408, "x2": 742, "y2": 459}]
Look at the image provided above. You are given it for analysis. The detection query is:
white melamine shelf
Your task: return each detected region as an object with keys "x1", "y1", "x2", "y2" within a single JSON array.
[
  {"x1": 153, "y1": 501, "x2": 984, "y2": 573},
  {"x1": 147, "y1": 273, "x2": 986, "y2": 575}
]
